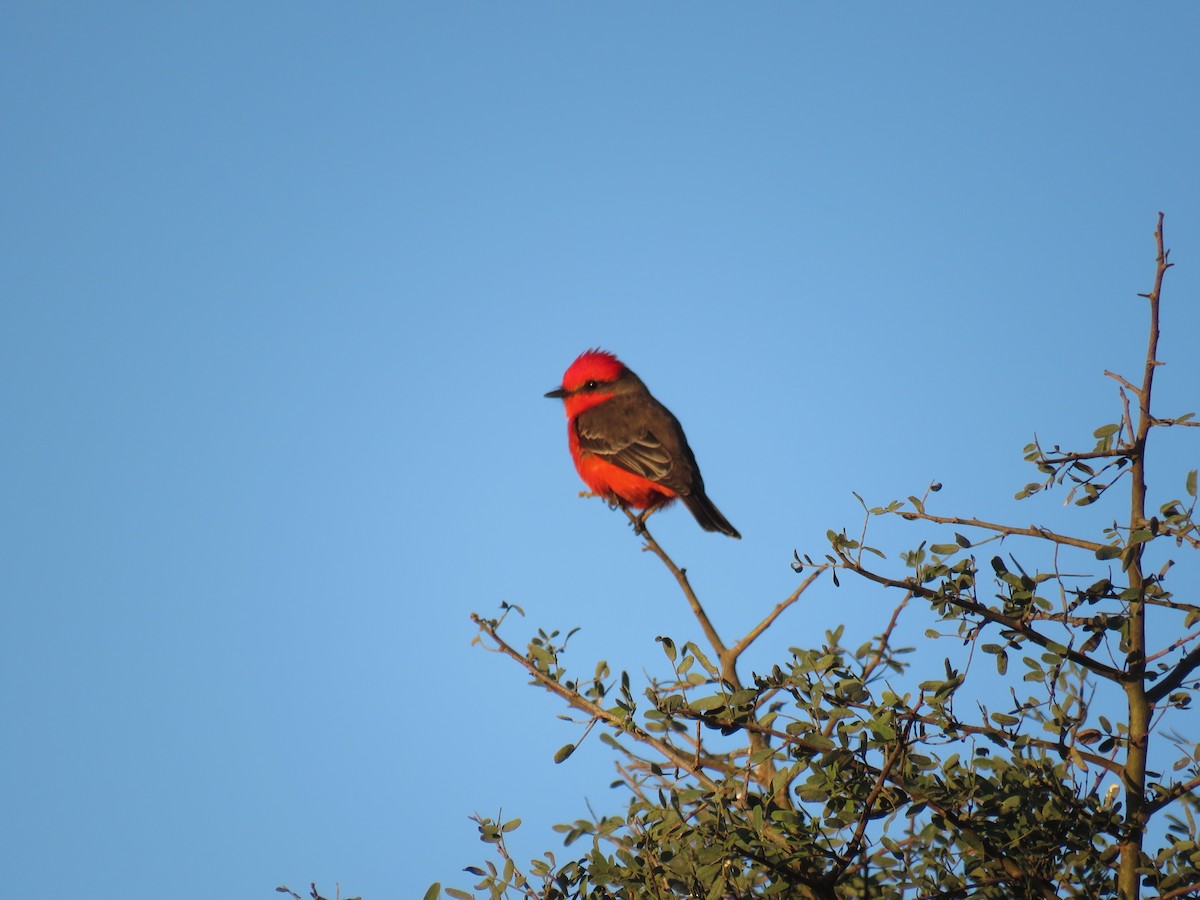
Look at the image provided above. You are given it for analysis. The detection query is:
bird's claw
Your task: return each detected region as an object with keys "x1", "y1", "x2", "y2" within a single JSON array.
[{"x1": 630, "y1": 508, "x2": 656, "y2": 536}]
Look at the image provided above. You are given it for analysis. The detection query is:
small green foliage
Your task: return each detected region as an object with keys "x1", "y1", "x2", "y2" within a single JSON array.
[
  {"x1": 657, "y1": 635, "x2": 677, "y2": 663},
  {"x1": 458, "y1": 220, "x2": 1199, "y2": 900}
]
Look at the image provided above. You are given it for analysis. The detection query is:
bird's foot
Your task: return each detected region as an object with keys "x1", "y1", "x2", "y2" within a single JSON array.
[{"x1": 631, "y1": 508, "x2": 658, "y2": 536}]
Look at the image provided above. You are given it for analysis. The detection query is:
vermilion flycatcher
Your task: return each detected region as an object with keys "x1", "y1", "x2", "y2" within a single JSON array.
[{"x1": 545, "y1": 349, "x2": 741, "y2": 539}]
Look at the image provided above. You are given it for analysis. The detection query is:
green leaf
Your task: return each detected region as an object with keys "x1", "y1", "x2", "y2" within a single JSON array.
[
  {"x1": 1094, "y1": 423, "x2": 1120, "y2": 438},
  {"x1": 553, "y1": 744, "x2": 575, "y2": 764},
  {"x1": 1095, "y1": 544, "x2": 1122, "y2": 560},
  {"x1": 955, "y1": 532, "x2": 972, "y2": 547},
  {"x1": 1188, "y1": 469, "x2": 1198, "y2": 499},
  {"x1": 685, "y1": 643, "x2": 720, "y2": 677},
  {"x1": 749, "y1": 747, "x2": 776, "y2": 766},
  {"x1": 872, "y1": 720, "x2": 897, "y2": 741},
  {"x1": 804, "y1": 733, "x2": 836, "y2": 751},
  {"x1": 657, "y1": 636, "x2": 677, "y2": 663},
  {"x1": 960, "y1": 830, "x2": 985, "y2": 852},
  {"x1": 1016, "y1": 482, "x2": 1042, "y2": 500},
  {"x1": 996, "y1": 650, "x2": 1008, "y2": 675},
  {"x1": 502, "y1": 818, "x2": 522, "y2": 832},
  {"x1": 1120, "y1": 544, "x2": 1140, "y2": 571},
  {"x1": 930, "y1": 543, "x2": 960, "y2": 556},
  {"x1": 423, "y1": 885, "x2": 441, "y2": 900}
]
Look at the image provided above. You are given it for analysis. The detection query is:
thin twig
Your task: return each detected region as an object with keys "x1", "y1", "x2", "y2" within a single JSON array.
[
  {"x1": 728, "y1": 569, "x2": 823, "y2": 663},
  {"x1": 1159, "y1": 880, "x2": 1200, "y2": 900},
  {"x1": 894, "y1": 510, "x2": 1106, "y2": 553},
  {"x1": 1145, "y1": 641, "x2": 1200, "y2": 705},
  {"x1": 1103, "y1": 370, "x2": 1142, "y2": 396},
  {"x1": 834, "y1": 548, "x2": 1126, "y2": 683},
  {"x1": 861, "y1": 592, "x2": 912, "y2": 684},
  {"x1": 1038, "y1": 448, "x2": 1132, "y2": 464},
  {"x1": 471, "y1": 613, "x2": 724, "y2": 791},
  {"x1": 623, "y1": 510, "x2": 731, "y2": 666},
  {"x1": 835, "y1": 699, "x2": 919, "y2": 879},
  {"x1": 1145, "y1": 627, "x2": 1200, "y2": 665}
]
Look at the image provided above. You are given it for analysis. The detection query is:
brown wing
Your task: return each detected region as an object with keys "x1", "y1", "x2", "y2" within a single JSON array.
[
  {"x1": 573, "y1": 393, "x2": 699, "y2": 492},
  {"x1": 575, "y1": 388, "x2": 741, "y2": 538}
]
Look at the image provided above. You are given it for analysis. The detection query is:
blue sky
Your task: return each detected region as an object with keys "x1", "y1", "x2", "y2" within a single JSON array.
[{"x1": 4, "y1": 5, "x2": 1199, "y2": 899}]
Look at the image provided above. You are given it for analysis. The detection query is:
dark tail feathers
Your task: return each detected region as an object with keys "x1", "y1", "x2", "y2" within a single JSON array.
[{"x1": 681, "y1": 491, "x2": 741, "y2": 539}]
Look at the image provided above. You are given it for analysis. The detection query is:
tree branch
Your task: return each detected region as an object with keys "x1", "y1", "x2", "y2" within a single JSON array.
[
  {"x1": 833, "y1": 699, "x2": 919, "y2": 880},
  {"x1": 860, "y1": 592, "x2": 912, "y2": 684},
  {"x1": 728, "y1": 568, "x2": 823, "y2": 664},
  {"x1": 893, "y1": 510, "x2": 1106, "y2": 554},
  {"x1": 834, "y1": 548, "x2": 1126, "y2": 683},
  {"x1": 1144, "y1": 769, "x2": 1200, "y2": 816},
  {"x1": 471, "y1": 612, "x2": 725, "y2": 792},
  {"x1": 1145, "y1": 641, "x2": 1200, "y2": 704},
  {"x1": 622, "y1": 511, "x2": 732, "y2": 669},
  {"x1": 1117, "y1": 210, "x2": 1172, "y2": 899},
  {"x1": 1145, "y1": 628, "x2": 1200, "y2": 665},
  {"x1": 1159, "y1": 881, "x2": 1200, "y2": 900}
]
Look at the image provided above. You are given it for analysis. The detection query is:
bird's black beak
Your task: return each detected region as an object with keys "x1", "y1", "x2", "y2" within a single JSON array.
[{"x1": 544, "y1": 387, "x2": 567, "y2": 399}]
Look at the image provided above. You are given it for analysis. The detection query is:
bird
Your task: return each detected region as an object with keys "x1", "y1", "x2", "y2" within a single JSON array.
[{"x1": 545, "y1": 349, "x2": 741, "y2": 538}]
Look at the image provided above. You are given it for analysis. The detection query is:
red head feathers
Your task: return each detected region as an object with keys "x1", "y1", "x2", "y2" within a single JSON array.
[{"x1": 560, "y1": 349, "x2": 625, "y2": 392}]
